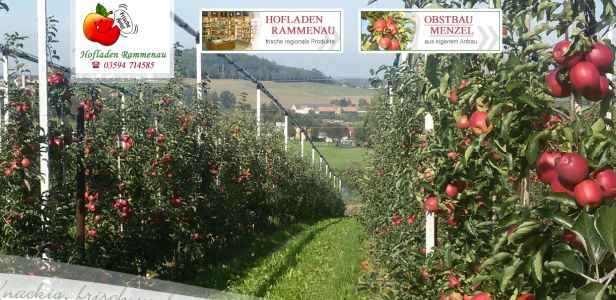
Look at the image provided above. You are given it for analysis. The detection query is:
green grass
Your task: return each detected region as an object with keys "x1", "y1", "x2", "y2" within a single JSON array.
[
  {"x1": 190, "y1": 218, "x2": 365, "y2": 299},
  {"x1": 187, "y1": 79, "x2": 376, "y2": 107},
  {"x1": 289, "y1": 142, "x2": 366, "y2": 171}
]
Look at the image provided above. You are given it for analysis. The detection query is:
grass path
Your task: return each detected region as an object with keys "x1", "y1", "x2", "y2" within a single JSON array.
[{"x1": 190, "y1": 218, "x2": 364, "y2": 299}]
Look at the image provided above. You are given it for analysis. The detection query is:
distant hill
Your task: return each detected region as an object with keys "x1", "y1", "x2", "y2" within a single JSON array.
[{"x1": 178, "y1": 48, "x2": 333, "y2": 83}]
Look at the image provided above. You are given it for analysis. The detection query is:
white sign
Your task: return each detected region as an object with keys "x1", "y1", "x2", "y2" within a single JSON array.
[
  {"x1": 360, "y1": 9, "x2": 502, "y2": 53},
  {"x1": 73, "y1": 0, "x2": 174, "y2": 78},
  {"x1": 201, "y1": 9, "x2": 343, "y2": 53}
]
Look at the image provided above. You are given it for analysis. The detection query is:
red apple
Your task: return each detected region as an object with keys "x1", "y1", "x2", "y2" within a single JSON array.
[
  {"x1": 386, "y1": 23, "x2": 398, "y2": 35},
  {"x1": 469, "y1": 111, "x2": 493, "y2": 135},
  {"x1": 471, "y1": 292, "x2": 492, "y2": 300},
  {"x1": 447, "y1": 215, "x2": 458, "y2": 227},
  {"x1": 570, "y1": 62, "x2": 601, "y2": 94},
  {"x1": 424, "y1": 196, "x2": 438, "y2": 212},
  {"x1": 552, "y1": 40, "x2": 583, "y2": 67},
  {"x1": 378, "y1": 36, "x2": 391, "y2": 49},
  {"x1": 459, "y1": 78, "x2": 469, "y2": 89},
  {"x1": 586, "y1": 43, "x2": 615, "y2": 72},
  {"x1": 456, "y1": 115, "x2": 470, "y2": 129},
  {"x1": 556, "y1": 153, "x2": 589, "y2": 185},
  {"x1": 87, "y1": 229, "x2": 97, "y2": 237},
  {"x1": 535, "y1": 152, "x2": 562, "y2": 183},
  {"x1": 445, "y1": 183, "x2": 458, "y2": 198},
  {"x1": 546, "y1": 67, "x2": 572, "y2": 98},
  {"x1": 564, "y1": 229, "x2": 584, "y2": 250},
  {"x1": 390, "y1": 39, "x2": 400, "y2": 51},
  {"x1": 517, "y1": 293, "x2": 535, "y2": 300},
  {"x1": 551, "y1": 176, "x2": 575, "y2": 196},
  {"x1": 595, "y1": 168, "x2": 616, "y2": 198},
  {"x1": 583, "y1": 75, "x2": 610, "y2": 102},
  {"x1": 447, "y1": 274, "x2": 461, "y2": 289},
  {"x1": 574, "y1": 180, "x2": 603, "y2": 208},
  {"x1": 20, "y1": 158, "x2": 30, "y2": 169},
  {"x1": 373, "y1": 19, "x2": 387, "y2": 33},
  {"x1": 449, "y1": 91, "x2": 458, "y2": 104}
]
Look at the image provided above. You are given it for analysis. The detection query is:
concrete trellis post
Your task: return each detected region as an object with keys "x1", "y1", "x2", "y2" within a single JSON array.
[
  {"x1": 300, "y1": 131, "x2": 305, "y2": 158},
  {"x1": 388, "y1": 85, "x2": 393, "y2": 105},
  {"x1": 311, "y1": 147, "x2": 315, "y2": 165},
  {"x1": 319, "y1": 156, "x2": 323, "y2": 175},
  {"x1": 196, "y1": 43, "x2": 202, "y2": 101},
  {"x1": 37, "y1": 0, "x2": 50, "y2": 205},
  {"x1": 284, "y1": 114, "x2": 289, "y2": 151},
  {"x1": 2, "y1": 52, "x2": 8, "y2": 146},
  {"x1": 256, "y1": 88, "x2": 261, "y2": 137},
  {"x1": 424, "y1": 113, "x2": 435, "y2": 256},
  {"x1": 325, "y1": 164, "x2": 328, "y2": 177},
  {"x1": 607, "y1": 27, "x2": 614, "y2": 126}
]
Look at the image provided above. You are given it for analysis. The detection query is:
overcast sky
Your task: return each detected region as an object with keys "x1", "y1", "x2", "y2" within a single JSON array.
[{"x1": 0, "y1": 0, "x2": 411, "y2": 78}]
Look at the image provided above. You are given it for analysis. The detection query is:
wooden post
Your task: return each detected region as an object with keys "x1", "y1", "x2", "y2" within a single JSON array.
[{"x1": 424, "y1": 113, "x2": 435, "y2": 255}]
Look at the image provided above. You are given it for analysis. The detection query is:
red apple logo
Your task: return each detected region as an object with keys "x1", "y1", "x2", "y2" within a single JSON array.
[{"x1": 83, "y1": 4, "x2": 121, "y2": 46}]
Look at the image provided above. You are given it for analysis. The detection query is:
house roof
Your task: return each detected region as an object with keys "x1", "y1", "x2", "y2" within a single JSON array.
[
  {"x1": 341, "y1": 107, "x2": 358, "y2": 112},
  {"x1": 318, "y1": 106, "x2": 339, "y2": 112}
]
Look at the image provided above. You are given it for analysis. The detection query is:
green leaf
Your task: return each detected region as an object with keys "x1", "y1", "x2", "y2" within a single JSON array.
[
  {"x1": 596, "y1": 206, "x2": 616, "y2": 255},
  {"x1": 532, "y1": 241, "x2": 549, "y2": 282},
  {"x1": 481, "y1": 252, "x2": 511, "y2": 268},
  {"x1": 545, "y1": 192, "x2": 578, "y2": 209},
  {"x1": 555, "y1": 293, "x2": 575, "y2": 300},
  {"x1": 464, "y1": 143, "x2": 475, "y2": 164},
  {"x1": 499, "y1": 260, "x2": 522, "y2": 291},
  {"x1": 575, "y1": 282, "x2": 606, "y2": 300},
  {"x1": 464, "y1": 220, "x2": 478, "y2": 237},
  {"x1": 573, "y1": 212, "x2": 608, "y2": 265},
  {"x1": 524, "y1": 133, "x2": 541, "y2": 165},
  {"x1": 96, "y1": 3, "x2": 108, "y2": 17},
  {"x1": 591, "y1": 118, "x2": 606, "y2": 134},
  {"x1": 439, "y1": 73, "x2": 450, "y2": 96},
  {"x1": 425, "y1": 55, "x2": 439, "y2": 87},
  {"x1": 547, "y1": 250, "x2": 585, "y2": 275}
]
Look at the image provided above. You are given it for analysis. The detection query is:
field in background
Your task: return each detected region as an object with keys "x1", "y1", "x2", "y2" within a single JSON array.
[
  {"x1": 185, "y1": 79, "x2": 377, "y2": 107},
  {"x1": 288, "y1": 142, "x2": 366, "y2": 171}
]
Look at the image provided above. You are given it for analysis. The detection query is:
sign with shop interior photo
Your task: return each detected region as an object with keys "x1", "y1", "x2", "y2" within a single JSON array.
[
  {"x1": 360, "y1": 9, "x2": 502, "y2": 53},
  {"x1": 201, "y1": 9, "x2": 343, "y2": 53}
]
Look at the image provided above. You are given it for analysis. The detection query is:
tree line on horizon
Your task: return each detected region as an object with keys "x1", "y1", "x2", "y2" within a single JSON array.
[{"x1": 178, "y1": 48, "x2": 333, "y2": 83}]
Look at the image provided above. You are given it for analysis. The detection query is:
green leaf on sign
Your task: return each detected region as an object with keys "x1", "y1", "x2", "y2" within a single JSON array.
[
  {"x1": 96, "y1": 3, "x2": 109, "y2": 17},
  {"x1": 573, "y1": 212, "x2": 608, "y2": 265},
  {"x1": 596, "y1": 206, "x2": 616, "y2": 255},
  {"x1": 547, "y1": 250, "x2": 584, "y2": 275},
  {"x1": 575, "y1": 282, "x2": 605, "y2": 300}
]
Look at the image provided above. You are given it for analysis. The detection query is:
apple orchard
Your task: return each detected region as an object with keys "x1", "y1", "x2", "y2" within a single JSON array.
[{"x1": 354, "y1": 0, "x2": 616, "y2": 299}]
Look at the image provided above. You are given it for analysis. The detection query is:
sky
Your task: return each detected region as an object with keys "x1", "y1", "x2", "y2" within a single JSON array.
[{"x1": 0, "y1": 0, "x2": 408, "y2": 78}]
